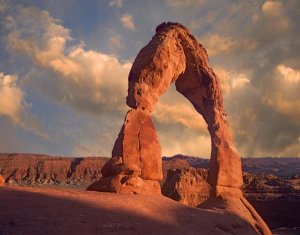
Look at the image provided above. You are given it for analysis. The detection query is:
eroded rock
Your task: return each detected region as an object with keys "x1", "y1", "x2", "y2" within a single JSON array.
[
  {"x1": 0, "y1": 175, "x2": 5, "y2": 186},
  {"x1": 88, "y1": 22, "x2": 270, "y2": 234},
  {"x1": 162, "y1": 168, "x2": 210, "y2": 206}
]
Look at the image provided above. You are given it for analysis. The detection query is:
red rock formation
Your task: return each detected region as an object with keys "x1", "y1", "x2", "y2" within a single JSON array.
[
  {"x1": 88, "y1": 22, "x2": 270, "y2": 234},
  {"x1": 162, "y1": 157, "x2": 190, "y2": 180},
  {"x1": 162, "y1": 168, "x2": 210, "y2": 206},
  {"x1": 92, "y1": 22, "x2": 242, "y2": 194},
  {"x1": 0, "y1": 174, "x2": 4, "y2": 186},
  {"x1": 126, "y1": 22, "x2": 243, "y2": 189},
  {"x1": 0, "y1": 154, "x2": 107, "y2": 184}
]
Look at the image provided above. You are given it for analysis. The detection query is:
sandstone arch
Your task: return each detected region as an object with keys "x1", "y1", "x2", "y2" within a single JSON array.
[
  {"x1": 90, "y1": 22, "x2": 242, "y2": 192},
  {"x1": 87, "y1": 22, "x2": 271, "y2": 234}
]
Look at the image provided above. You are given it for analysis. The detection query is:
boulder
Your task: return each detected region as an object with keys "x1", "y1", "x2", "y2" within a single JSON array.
[
  {"x1": 162, "y1": 167, "x2": 210, "y2": 206},
  {"x1": 87, "y1": 175, "x2": 161, "y2": 195}
]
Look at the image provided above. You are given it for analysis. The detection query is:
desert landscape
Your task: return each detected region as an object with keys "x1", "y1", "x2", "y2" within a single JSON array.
[
  {"x1": 1, "y1": 1, "x2": 300, "y2": 235},
  {"x1": 1, "y1": 154, "x2": 300, "y2": 234}
]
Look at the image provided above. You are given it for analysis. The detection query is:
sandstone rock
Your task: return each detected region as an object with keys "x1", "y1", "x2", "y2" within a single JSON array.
[
  {"x1": 109, "y1": 109, "x2": 163, "y2": 181},
  {"x1": 0, "y1": 175, "x2": 5, "y2": 186},
  {"x1": 87, "y1": 21, "x2": 270, "y2": 234},
  {"x1": 93, "y1": 22, "x2": 242, "y2": 195},
  {"x1": 0, "y1": 154, "x2": 107, "y2": 184},
  {"x1": 162, "y1": 157, "x2": 190, "y2": 180},
  {"x1": 94, "y1": 108, "x2": 163, "y2": 194},
  {"x1": 199, "y1": 196, "x2": 271, "y2": 235},
  {"x1": 243, "y1": 173, "x2": 298, "y2": 194},
  {"x1": 126, "y1": 22, "x2": 242, "y2": 189},
  {"x1": 87, "y1": 175, "x2": 161, "y2": 195},
  {"x1": 162, "y1": 167, "x2": 210, "y2": 206}
]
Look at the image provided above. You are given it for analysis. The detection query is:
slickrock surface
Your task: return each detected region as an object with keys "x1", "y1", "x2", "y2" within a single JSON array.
[
  {"x1": 0, "y1": 186, "x2": 259, "y2": 235},
  {"x1": 162, "y1": 167, "x2": 300, "y2": 230}
]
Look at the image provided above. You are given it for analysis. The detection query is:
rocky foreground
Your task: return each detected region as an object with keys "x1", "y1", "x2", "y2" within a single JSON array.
[
  {"x1": 0, "y1": 153, "x2": 299, "y2": 232},
  {"x1": 0, "y1": 186, "x2": 260, "y2": 235}
]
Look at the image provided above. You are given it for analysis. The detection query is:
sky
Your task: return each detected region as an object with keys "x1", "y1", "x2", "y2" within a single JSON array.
[{"x1": 0, "y1": 0, "x2": 299, "y2": 158}]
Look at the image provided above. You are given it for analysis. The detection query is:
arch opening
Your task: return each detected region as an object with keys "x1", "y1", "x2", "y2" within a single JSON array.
[{"x1": 152, "y1": 83, "x2": 211, "y2": 158}]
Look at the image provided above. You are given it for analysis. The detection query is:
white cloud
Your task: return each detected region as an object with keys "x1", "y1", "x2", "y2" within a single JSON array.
[
  {"x1": 120, "y1": 14, "x2": 135, "y2": 30},
  {"x1": 5, "y1": 6, "x2": 131, "y2": 115},
  {"x1": 0, "y1": 72, "x2": 24, "y2": 123},
  {"x1": 262, "y1": 0, "x2": 283, "y2": 15},
  {"x1": 153, "y1": 102, "x2": 207, "y2": 131},
  {"x1": 159, "y1": 131, "x2": 211, "y2": 157},
  {"x1": 108, "y1": 0, "x2": 124, "y2": 8},
  {"x1": 109, "y1": 34, "x2": 123, "y2": 50},
  {"x1": 165, "y1": 0, "x2": 206, "y2": 8},
  {"x1": 214, "y1": 67, "x2": 250, "y2": 93},
  {"x1": 261, "y1": 0, "x2": 291, "y2": 32},
  {"x1": 199, "y1": 34, "x2": 256, "y2": 57},
  {"x1": 0, "y1": 72, "x2": 49, "y2": 138},
  {"x1": 263, "y1": 65, "x2": 300, "y2": 125},
  {"x1": 277, "y1": 64, "x2": 300, "y2": 84}
]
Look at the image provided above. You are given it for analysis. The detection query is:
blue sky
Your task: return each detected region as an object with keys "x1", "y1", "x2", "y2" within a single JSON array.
[{"x1": 0, "y1": 0, "x2": 299, "y2": 158}]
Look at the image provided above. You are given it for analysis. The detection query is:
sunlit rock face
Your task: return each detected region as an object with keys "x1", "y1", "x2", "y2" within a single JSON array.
[
  {"x1": 125, "y1": 22, "x2": 243, "y2": 189},
  {"x1": 161, "y1": 167, "x2": 210, "y2": 206},
  {"x1": 87, "y1": 22, "x2": 271, "y2": 234},
  {"x1": 0, "y1": 175, "x2": 4, "y2": 186}
]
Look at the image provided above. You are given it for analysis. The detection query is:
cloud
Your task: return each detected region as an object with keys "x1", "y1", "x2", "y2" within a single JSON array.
[
  {"x1": 0, "y1": 72, "x2": 24, "y2": 123},
  {"x1": 0, "y1": 72, "x2": 49, "y2": 138},
  {"x1": 214, "y1": 67, "x2": 250, "y2": 93},
  {"x1": 120, "y1": 14, "x2": 135, "y2": 30},
  {"x1": 109, "y1": 34, "x2": 123, "y2": 50},
  {"x1": 262, "y1": 0, "x2": 283, "y2": 15},
  {"x1": 157, "y1": 125, "x2": 211, "y2": 157},
  {"x1": 165, "y1": 0, "x2": 207, "y2": 8},
  {"x1": 108, "y1": 0, "x2": 125, "y2": 8},
  {"x1": 153, "y1": 102, "x2": 207, "y2": 132},
  {"x1": 277, "y1": 64, "x2": 300, "y2": 84},
  {"x1": 199, "y1": 34, "x2": 256, "y2": 57},
  {"x1": 263, "y1": 65, "x2": 300, "y2": 125},
  {"x1": 5, "y1": 6, "x2": 131, "y2": 115},
  {"x1": 217, "y1": 65, "x2": 300, "y2": 157}
]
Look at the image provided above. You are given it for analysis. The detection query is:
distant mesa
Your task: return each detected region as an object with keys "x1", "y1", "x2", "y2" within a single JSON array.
[{"x1": 87, "y1": 22, "x2": 271, "y2": 234}]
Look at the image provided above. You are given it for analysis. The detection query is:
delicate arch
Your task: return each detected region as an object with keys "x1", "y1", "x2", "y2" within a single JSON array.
[
  {"x1": 87, "y1": 22, "x2": 271, "y2": 235},
  {"x1": 125, "y1": 22, "x2": 242, "y2": 188}
]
